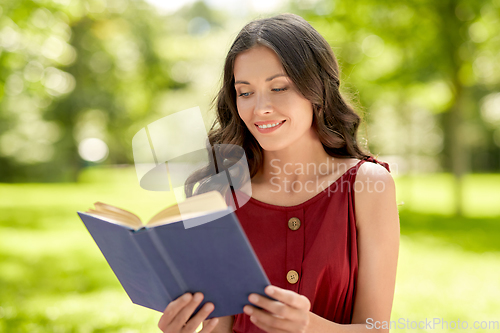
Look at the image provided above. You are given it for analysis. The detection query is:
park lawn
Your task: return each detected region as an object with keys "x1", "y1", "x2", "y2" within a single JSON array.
[
  {"x1": 0, "y1": 166, "x2": 499, "y2": 332},
  {"x1": 394, "y1": 172, "x2": 500, "y2": 217}
]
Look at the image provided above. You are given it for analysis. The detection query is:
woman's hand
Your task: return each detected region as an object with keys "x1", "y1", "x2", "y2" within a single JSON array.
[
  {"x1": 158, "y1": 292, "x2": 219, "y2": 333},
  {"x1": 243, "y1": 285, "x2": 311, "y2": 333}
]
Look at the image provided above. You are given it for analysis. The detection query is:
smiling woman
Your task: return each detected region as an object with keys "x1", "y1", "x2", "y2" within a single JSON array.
[
  {"x1": 184, "y1": 13, "x2": 374, "y2": 196},
  {"x1": 234, "y1": 46, "x2": 315, "y2": 151},
  {"x1": 158, "y1": 13, "x2": 400, "y2": 333}
]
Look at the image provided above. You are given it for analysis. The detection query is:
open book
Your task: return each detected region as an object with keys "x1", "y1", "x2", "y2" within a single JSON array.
[
  {"x1": 77, "y1": 191, "x2": 271, "y2": 318},
  {"x1": 84, "y1": 191, "x2": 229, "y2": 229}
]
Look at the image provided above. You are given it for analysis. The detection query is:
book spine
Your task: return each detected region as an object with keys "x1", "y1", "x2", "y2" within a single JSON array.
[
  {"x1": 128, "y1": 233, "x2": 173, "y2": 302},
  {"x1": 133, "y1": 229, "x2": 188, "y2": 300}
]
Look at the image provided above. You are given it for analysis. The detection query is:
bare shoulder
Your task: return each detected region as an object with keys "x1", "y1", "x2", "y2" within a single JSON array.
[
  {"x1": 354, "y1": 160, "x2": 397, "y2": 229},
  {"x1": 355, "y1": 160, "x2": 394, "y2": 189}
]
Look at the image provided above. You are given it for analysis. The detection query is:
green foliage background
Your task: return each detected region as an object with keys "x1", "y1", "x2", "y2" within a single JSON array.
[{"x1": 1, "y1": 0, "x2": 499, "y2": 182}]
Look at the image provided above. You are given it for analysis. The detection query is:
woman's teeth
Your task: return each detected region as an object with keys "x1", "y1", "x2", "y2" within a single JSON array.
[{"x1": 257, "y1": 120, "x2": 284, "y2": 129}]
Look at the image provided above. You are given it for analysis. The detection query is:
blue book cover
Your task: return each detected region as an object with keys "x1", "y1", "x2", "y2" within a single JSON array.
[{"x1": 77, "y1": 193, "x2": 271, "y2": 319}]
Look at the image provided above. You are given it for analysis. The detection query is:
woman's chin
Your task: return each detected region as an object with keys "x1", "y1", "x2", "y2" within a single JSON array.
[{"x1": 257, "y1": 141, "x2": 289, "y2": 152}]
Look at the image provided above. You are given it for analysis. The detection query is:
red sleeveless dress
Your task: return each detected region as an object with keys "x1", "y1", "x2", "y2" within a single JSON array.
[{"x1": 226, "y1": 157, "x2": 390, "y2": 333}]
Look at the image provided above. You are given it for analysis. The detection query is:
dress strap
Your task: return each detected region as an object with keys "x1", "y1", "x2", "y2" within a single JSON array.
[{"x1": 363, "y1": 156, "x2": 391, "y2": 173}]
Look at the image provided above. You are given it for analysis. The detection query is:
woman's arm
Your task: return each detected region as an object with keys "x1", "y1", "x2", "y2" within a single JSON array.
[
  {"x1": 351, "y1": 162, "x2": 400, "y2": 328},
  {"x1": 344, "y1": 161, "x2": 400, "y2": 332},
  {"x1": 202, "y1": 315, "x2": 234, "y2": 333},
  {"x1": 305, "y1": 162, "x2": 400, "y2": 333}
]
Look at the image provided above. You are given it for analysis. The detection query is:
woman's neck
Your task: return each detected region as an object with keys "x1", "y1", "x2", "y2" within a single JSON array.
[{"x1": 256, "y1": 132, "x2": 334, "y2": 185}]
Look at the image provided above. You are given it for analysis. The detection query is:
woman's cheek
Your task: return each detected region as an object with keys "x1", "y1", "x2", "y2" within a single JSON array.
[
  {"x1": 236, "y1": 108, "x2": 251, "y2": 128},
  {"x1": 237, "y1": 101, "x2": 253, "y2": 120}
]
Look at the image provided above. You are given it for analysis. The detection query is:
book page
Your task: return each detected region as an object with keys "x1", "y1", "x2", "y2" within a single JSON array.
[
  {"x1": 87, "y1": 202, "x2": 143, "y2": 229},
  {"x1": 84, "y1": 191, "x2": 228, "y2": 229},
  {"x1": 146, "y1": 191, "x2": 228, "y2": 227}
]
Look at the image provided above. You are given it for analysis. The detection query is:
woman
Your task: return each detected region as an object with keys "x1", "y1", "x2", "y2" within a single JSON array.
[{"x1": 158, "y1": 13, "x2": 399, "y2": 333}]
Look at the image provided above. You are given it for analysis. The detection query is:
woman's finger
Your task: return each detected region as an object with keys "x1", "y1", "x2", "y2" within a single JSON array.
[
  {"x1": 158, "y1": 292, "x2": 218, "y2": 333},
  {"x1": 244, "y1": 298, "x2": 301, "y2": 323},
  {"x1": 247, "y1": 309, "x2": 292, "y2": 333},
  {"x1": 169, "y1": 292, "x2": 203, "y2": 329},
  {"x1": 182, "y1": 299, "x2": 216, "y2": 332},
  {"x1": 198, "y1": 312, "x2": 220, "y2": 333},
  {"x1": 245, "y1": 293, "x2": 303, "y2": 321},
  {"x1": 263, "y1": 286, "x2": 311, "y2": 311},
  {"x1": 244, "y1": 301, "x2": 309, "y2": 333},
  {"x1": 158, "y1": 293, "x2": 193, "y2": 329}
]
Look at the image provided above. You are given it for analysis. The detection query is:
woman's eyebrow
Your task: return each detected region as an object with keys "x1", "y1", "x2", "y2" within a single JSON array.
[{"x1": 234, "y1": 73, "x2": 287, "y2": 85}]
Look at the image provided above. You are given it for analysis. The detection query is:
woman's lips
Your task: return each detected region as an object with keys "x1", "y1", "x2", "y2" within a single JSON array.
[{"x1": 255, "y1": 120, "x2": 286, "y2": 133}]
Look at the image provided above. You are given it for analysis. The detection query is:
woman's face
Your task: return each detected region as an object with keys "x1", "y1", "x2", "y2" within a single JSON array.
[{"x1": 233, "y1": 45, "x2": 315, "y2": 152}]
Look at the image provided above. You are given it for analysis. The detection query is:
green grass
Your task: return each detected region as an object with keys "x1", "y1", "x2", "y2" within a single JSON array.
[
  {"x1": 0, "y1": 166, "x2": 499, "y2": 332},
  {"x1": 392, "y1": 233, "x2": 500, "y2": 332},
  {"x1": 394, "y1": 173, "x2": 500, "y2": 217},
  {"x1": 0, "y1": 167, "x2": 178, "y2": 333}
]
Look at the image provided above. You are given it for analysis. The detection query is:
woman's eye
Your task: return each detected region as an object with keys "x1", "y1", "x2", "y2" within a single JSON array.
[{"x1": 238, "y1": 88, "x2": 287, "y2": 97}]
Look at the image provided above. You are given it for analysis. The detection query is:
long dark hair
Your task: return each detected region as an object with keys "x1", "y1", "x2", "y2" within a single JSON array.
[{"x1": 185, "y1": 13, "x2": 372, "y2": 198}]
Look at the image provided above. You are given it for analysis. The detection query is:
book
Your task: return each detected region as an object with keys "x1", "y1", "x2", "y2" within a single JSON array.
[{"x1": 77, "y1": 190, "x2": 272, "y2": 319}]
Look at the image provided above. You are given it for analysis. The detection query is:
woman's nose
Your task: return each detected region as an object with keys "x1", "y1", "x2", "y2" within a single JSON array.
[{"x1": 253, "y1": 93, "x2": 273, "y2": 115}]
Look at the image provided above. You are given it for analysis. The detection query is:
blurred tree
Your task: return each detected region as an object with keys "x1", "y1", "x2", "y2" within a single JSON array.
[
  {"x1": 0, "y1": 0, "x2": 191, "y2": 182},
  {"x1": 295, "y1": 0, "x2": 500, "y2": 215},
  {"x1": 1, "y1": 0, "x2": 499, "y2": 217}
]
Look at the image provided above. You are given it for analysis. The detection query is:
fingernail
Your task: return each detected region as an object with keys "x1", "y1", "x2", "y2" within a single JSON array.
[
  {"x1": 204, "y1": 303, "x2": 214, "y2": 312},
  {"x1": 182, "y1": 293, "x2": 191, "y2": 301},
  {"x1": 266, "y1": 286, "x2": 274, "y2": 295},
  {"x1": 249, "y1": 294, "x2": 258, "y2": 303},
  {"x1": 194, "y1": 293, "x2": 203, "y2": 302}
]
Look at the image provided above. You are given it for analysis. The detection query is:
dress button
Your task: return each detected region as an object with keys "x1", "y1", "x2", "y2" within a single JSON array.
[
  {"x1": 286, "y1": 270, "x2": 299, "y2": 284},
  {"x1": 288, "y1": 217, "x2": 301, "y2": 231}
]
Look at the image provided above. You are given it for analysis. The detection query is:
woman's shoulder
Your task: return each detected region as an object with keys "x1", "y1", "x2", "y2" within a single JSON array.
[
  {"x1": 355, "y1": 157, "x2": 392, "y2": 179},
  {"x1": 338, "y1": 156, "x2": 394, "y2": 199},
  {"x1": 353, "y1": 157, "x2": 397, "y2": 229},
  {"x1": 354, "y1": 157, "x2": 395, "y2": 196},
  {"x1": 357, "y1": 156, "x2": 391, "y2": 173}
]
